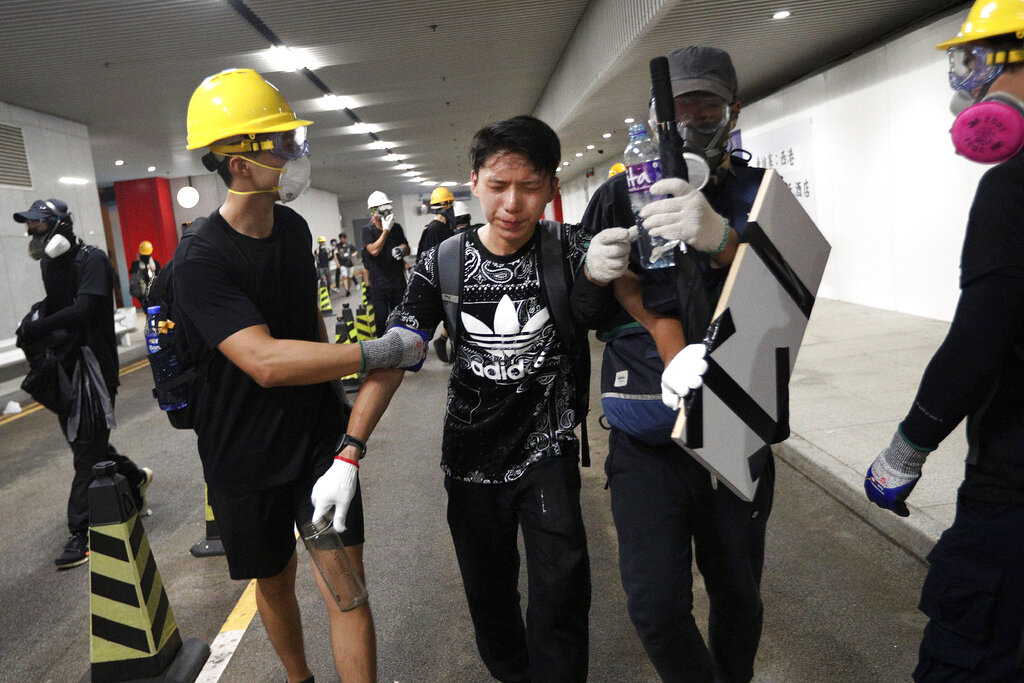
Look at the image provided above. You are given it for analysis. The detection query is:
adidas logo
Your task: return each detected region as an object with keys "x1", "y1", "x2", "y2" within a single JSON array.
[{"x1": 462, "y1": 294, "x2": 550, "y2": 382}]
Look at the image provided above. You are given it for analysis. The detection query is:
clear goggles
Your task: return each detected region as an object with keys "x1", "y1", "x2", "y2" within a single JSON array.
[
  {"x1": 210, "y1": 126, "x2": 310, "y2": 160},
  {"x1": 944, "y1": 45, "x2": 1024, "y2": 91},
  {"x1": 371, "y1": 203, "x2": 393, "y2": 217},
  {"x1": 674, "y1": 93, "x2": 731, "y2": 135}
]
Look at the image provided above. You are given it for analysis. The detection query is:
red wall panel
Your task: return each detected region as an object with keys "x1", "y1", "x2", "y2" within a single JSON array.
[{"x1": 114, "y1": 178, "x2": 179, "y2": 305}]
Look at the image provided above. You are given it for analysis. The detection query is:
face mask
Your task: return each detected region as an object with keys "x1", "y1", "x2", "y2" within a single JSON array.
[
  {"x1": 950, "y1": 92, "x2": 1024, "y2": 164},
  {"x1": 277, "y1": 155, "x2": 311, "y2": 203},
  {"x1": 45, "y1": 233, "x2": 71, "y2": 258},
  {"x1": 228, "y1": 154, "x2": 311, "y2": 203},
  {"x1": 949, "y1": 89, "x2": 975, "y2": 117},
  {"x1": 28, "y1": 235, "x2": 46, "y2": 260}
]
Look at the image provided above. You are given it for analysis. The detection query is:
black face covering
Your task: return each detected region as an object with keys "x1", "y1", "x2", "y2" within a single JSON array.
[
  {"x1": 441, "y1": 207, "x2": 456, "y2": 226},
  {"x1": 140, "y1": 254, "x2": 151, "y2": 264}
]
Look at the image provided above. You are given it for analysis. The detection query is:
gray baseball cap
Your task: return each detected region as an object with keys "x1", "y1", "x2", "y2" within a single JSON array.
[{"x1": 667, "y1": 46, "x2": 738, "y2": 102}]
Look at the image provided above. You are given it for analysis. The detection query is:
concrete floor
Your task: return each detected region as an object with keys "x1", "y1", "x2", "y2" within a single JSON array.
[{"x1": 0, "y1": 294, "x2": 945, "y2": 681}]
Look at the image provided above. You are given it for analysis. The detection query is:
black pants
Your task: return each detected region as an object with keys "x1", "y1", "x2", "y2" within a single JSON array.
[
  {"x1": 445, "y1": 457, "x2": 591, "y2": 683},
  {"x1": 606, "y1": 429, "x2": 774, "y2": 683},
  {"x1": 60, "y1": 393, "x2": 143, "y2": 534},
  {"x1": 368, "y1": 286, "x2": 405, "y2": 338},
  {"x1": 914, "y1": 494, "x2": 1024, "y2": 681}
]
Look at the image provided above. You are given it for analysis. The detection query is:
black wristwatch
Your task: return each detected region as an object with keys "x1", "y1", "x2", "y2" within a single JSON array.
[{"x1": 335, "y1": 433, "x2": 367, "y2": 459}]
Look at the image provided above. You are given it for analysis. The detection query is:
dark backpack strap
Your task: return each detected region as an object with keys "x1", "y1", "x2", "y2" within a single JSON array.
[
  {"x1": 437, "y1": 230, "x2": 467, "y2": 345},
  {"x1": 536, "y1": 220, "x2": 591, "y2": 467}
]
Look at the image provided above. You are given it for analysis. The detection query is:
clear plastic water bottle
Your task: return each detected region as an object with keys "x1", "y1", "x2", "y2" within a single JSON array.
[
  {"x1": 624, "y1": 123, "x2": 679, "y2": 269},
  {"x1": 145, "y1": 305, "x2": 188, "y2": 411},
  {"x1": 301, "y1": 511, "x2": 369, "y2": 612}
]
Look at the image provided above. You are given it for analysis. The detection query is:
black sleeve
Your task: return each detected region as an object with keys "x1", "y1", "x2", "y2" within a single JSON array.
[
  {"x1": 569, "y1": 176, "x2": 633, "y2": 329},
  {"x1": 76, "y1": 249, "x2": 113, "y2": 299},
  {"x1": 960, "y1": 161, "x2": 1024, "y2": 287},
  {"x1": 900, "y1": 268, "x2": 1024, "y2": 449},
  {"x1": 384, "y1": 248, "x2": 443, "y2": 335},
  {"x1": 32, "y1": 293, "x2": 103, "y2": 335},
  {"x1": 391, "y1": 223, "x2": 409, "y2": 247}
]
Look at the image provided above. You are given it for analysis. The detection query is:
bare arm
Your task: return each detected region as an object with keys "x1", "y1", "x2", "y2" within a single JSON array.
[
  {"x1": 364, "y1": 227, "x2": 390, "y2": 257},
  {"x1": 710, "y1": 227, "x2": 739, "y2": 269},
  {"x1": 337, "y1": 368, "x2": 406, "y2": 460},
  {"x1": 218, "y1": 324, "x2": 362, "y2": 388},
  {"x1": 612, "y1": 272, "x2": 686, "y2": 365}
]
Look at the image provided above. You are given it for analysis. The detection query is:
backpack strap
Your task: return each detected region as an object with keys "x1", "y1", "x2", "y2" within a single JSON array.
[
  {"x1": 536, "y1": 220, "x2": 591, "y2": 467},
  {"x1": 437, "y1": 230, "x2": 467, "y2": 345}
]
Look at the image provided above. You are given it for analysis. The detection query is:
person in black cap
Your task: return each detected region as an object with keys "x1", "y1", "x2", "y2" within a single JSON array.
[
  {"x1": 14, "y1": 198, "x2": 152, "y2": 570},
  {"x1": 573, "y1": 46, "x2": 777, "y2": 682}
]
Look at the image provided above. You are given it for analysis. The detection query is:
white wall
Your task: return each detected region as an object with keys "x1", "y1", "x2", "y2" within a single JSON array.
[
  {"x1": 558, "y1": 11, "x2": 981, "y2": 322},
  {"x1": 0, "y1": 101, "x2": 104, "y2": 336}
]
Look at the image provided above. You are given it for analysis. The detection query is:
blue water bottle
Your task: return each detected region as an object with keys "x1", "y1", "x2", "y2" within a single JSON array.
[{"x1": 145, "y1": 305, "x2": 188, "y2": 411}]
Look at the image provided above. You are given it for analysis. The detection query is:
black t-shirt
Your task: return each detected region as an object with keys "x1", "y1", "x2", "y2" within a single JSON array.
[
  {"x1": 41, "y1": 244, "x2": 119, "y2": 391},
  {"x1": 335, "y1": 243, "x2": 355, "y2": 267},
  {"x1": 173, "y1": 205, "x2": 346, "y2": 492},
  {"x1": 361, "y1": 222, "x2": 408, "y2": 291},
  {"x1": 388, "y1": 224, "x2": 588, "y2": 483},
  {"x1": 417, "y1": 218, "x2": 454, "y2": 262},
  {"x1": 901, "y1": 152, "x2": 1024, "y2": 501},
  {"x1": 315, "y1": 245, "x2": 332, "y2": 269}
]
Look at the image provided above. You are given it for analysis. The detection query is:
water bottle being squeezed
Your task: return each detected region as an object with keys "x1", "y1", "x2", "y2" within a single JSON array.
[{"x1": 623, "y1": 123, "x2": 680, "y2": 269}]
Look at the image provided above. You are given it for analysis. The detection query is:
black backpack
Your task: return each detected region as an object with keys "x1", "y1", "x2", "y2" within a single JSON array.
[
  {"x1": 146, "y1": 217, "x2": 256, "y2": 429},
  {"x1": 436, "y1": 221, "x2": 591, "y2": 466}
]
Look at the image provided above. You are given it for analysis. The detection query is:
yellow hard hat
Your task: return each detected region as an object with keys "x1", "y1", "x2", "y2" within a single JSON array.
[
  {"x1": 430, "y1": 187, "x2": 455, "y2": 206},
  {"x1": 936, "y1": 0, "x2": 1024, "y2": 49},
  {"x1": 138, "y1": 240, "x2": 153, "y2": 256},
  {"x1": 318, "y1": 235, "x2": 326, "y2": 243},
  {"x1": 185, "y1": 68, "x2": 313, "y2": 150},
  {"x1": 608, "y1": 162, "x2": 626, "y2": 178}
]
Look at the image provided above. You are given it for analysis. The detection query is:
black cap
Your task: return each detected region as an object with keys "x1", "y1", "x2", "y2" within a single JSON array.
[
  {"x1": 13, "y1": 198, "x2": 67, "y2": 223},
  {"x1": 667, "y1": 46, "x2": 738, "y2": 102}
]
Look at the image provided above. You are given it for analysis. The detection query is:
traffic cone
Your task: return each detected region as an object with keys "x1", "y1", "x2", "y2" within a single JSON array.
[
  {"x1": 318, "y1": 274, "x2": 333, "y2": 315},
  {"x1": 360, "y1": 282, "x2": 375, "y2": 333},
  {"x1": 189, "y1": 485, "x2": 224, "y2": 558},
  {"x1": 83, "y1": 461, "x2": 208, "y2": 682},
  {"x1": 338, "y1": 305, "x2": 362, "y2": 390}
]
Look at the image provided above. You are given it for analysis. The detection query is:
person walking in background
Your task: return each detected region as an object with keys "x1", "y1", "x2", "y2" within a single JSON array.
[
  {"x1": 361, "y1": 191, "x2": 410, "y2": 337},
  {"x1": 128, "y1": 240, "x2": 161, "y2": 310}
]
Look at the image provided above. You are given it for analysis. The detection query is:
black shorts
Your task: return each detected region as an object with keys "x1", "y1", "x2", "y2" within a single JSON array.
[{"x1": 208, "y1": 458, "x2": 365, "y2": 580}]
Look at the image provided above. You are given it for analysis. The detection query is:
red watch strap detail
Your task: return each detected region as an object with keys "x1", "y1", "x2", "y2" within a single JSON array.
[{"x1": 335, "y1": 455, "x2": 360, "y2": 468}]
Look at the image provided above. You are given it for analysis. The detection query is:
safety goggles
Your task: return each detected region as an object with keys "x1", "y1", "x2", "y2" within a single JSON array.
[
  {"x1": 209, "y1": 126, "x2": 310, "y2": 160},
  {"x1": 674, "y1": 93, "x2": 731, "y2": 135},
  {"x1": 946, "y1": 45, "x2": 1024, "y2": 91},
  {"x1": 371, "y1": 204, "x2": 393, "y2": 217}
]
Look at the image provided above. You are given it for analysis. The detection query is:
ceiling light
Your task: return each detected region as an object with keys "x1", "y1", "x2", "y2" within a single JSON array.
[
  {"x1": 114, "y1": 159, "x2": 125, "y2": 166},
  {"x1": 322, "y1": 93, "x2": 352, "y2": 110},
  {"x1": 421, "y1": 180, "x2": 435, "y2": 186},
  {"x1": 351, "y1": 122, "x2": 373, "y2": 134},
  {"x1": 397, "y1": 163, "x2": 413, "y2": 170},
  {"x1": 411, "y1": 176, "x2": 425, "y2": 183},
  {"x1": 441, "y1": 181, "x2": 457, "y2": 187},
  {"x1": 602, "y1": 133, "x2": 612, "y2": 139},
  {"x1": 176, "y1": 185, "x2": 200, "y2": 209},
  {"x1": 268, "y1": 44, "x2": 306, "y2": 71},
  {"x1": 586, "y1": 145, "x2": 595, "y2": 150},
  {"x1": 371, "y1": 140, "x2": 391, "y2": 150},
  {"x1": 562, "y1": 162, "x2": 569, "y2": 166},
  {"x1": 772, "y1": 10, "x2": 791, "y2": 19},
  {"x1": 575, "y1": 152, "x2": 583, "y2": 157},
  {"x1": 463, "y1": 182, "x2": 472, "y2": 186},
  {"x1": 624, "y1": 117, "x2": 635, "y2": 124},
  {"x1": 385, "y1": 153, "x2": 403, "y2": 162},
  {"x1": 58, "y1": 176, "x2": 89, "y2": 185},
  {"x1": 404, "y1": 171, "x2": 418, "y2": 177},
  {"x1": 147, "y1": 166, "x2": 156, "y2": 172}
]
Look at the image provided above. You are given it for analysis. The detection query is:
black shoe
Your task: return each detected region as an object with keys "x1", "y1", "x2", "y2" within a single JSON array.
[
  {"x1": 433, "y1": 337, "x2": 450, "y2": 364},
  {"x1": 55, "y1": 532, "x2": 88, "y2": 570}
]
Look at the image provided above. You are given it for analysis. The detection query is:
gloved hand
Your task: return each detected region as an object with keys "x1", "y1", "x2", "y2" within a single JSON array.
[
  {"x1": 311, "y1": 458, "x2": 359, "y2": 533},
  {"x1": 640, "y1": 177, "x2": 730, "y2": 254},
  {"x1": 381, "y1": 213, "x2": 394, "y2": 232},
  {"x1": 864, "y1": 429, "x2": 931, "y2": 517},
  {"x1": 391, "y1": 245, "x2": 404, "y2": 261},
  {"x1": 360, "y1": 325, "x2": 430, "y2": 372},
  {"x1": 661, "y1": 343, "x2": 708, "y2": 410},
  {"x1": 584, "y1": 226, "x2": 638, "y2": 284}
]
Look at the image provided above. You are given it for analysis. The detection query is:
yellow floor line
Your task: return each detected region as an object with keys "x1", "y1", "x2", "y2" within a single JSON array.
[
  {"x1": 0, "y1": 356, "x2": 150, "y2": 427},
  {"x1": 196, "y1": 579, "x2": 260, "y2": 683}
]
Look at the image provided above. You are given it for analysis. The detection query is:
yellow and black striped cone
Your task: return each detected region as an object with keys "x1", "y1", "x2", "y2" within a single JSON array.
[
  {"x1": 360, "y1": 282, "x2": 375, "y2": 332},
  {"x1": 84, "y1": 461, "x2": 208, "y2": 682},
  {"x1": 354, "y1": 306, "x2": 375, "y2": 342},
  {"x1": 338, "y1": 305, "x2": 362, "y2": 388},
  {"x1": 189, "y1": 485, "x2": 224, "y2": 558},
  {"x1": 318, "y1": 284, "x2": 333, "y2": 315}
]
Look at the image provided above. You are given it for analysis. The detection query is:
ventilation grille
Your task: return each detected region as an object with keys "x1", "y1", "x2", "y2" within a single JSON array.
[{"x1": 0, "y1": 123, "x2": 32, "y2": 187}]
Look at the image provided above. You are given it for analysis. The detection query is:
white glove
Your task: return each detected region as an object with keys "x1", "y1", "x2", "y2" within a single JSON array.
[
  {"x1": 585, "y1": 226, "x2": 639, "y2": 284},
  {"x1": 640, "y1": 177, "x2": 729, "y2": 254},
  {"x1": 311, "y1": 458, "x2": 359, "y2": 533},
  {"x1": 661, "y1": 343, "x2": 708, "y2": 410},
  {"x1": 391, "y1": 245, "x2": 404, "y2": 260},
  {"x1": 381, "y1": 213, "x2": 394, "y2": 232}
]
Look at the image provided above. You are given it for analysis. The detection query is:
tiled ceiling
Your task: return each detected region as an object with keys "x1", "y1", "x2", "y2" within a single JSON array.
[{"x1": 0, "y1": 0, "x2": 965, "y2": 203}]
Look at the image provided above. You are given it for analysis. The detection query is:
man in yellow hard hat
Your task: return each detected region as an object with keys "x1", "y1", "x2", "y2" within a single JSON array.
[
  {"x1": 175, "y1": 68, "x2": 426, "y2": 683},
  {"x1": 863, "y1": 2, "x2": 1024, "y2": 679},
  {"x1": 417, "y1": 187, "x2": 458, "y2": 361},
  {"x1": 128, "y1": 239, "x2": 161, "y2": 309}
]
